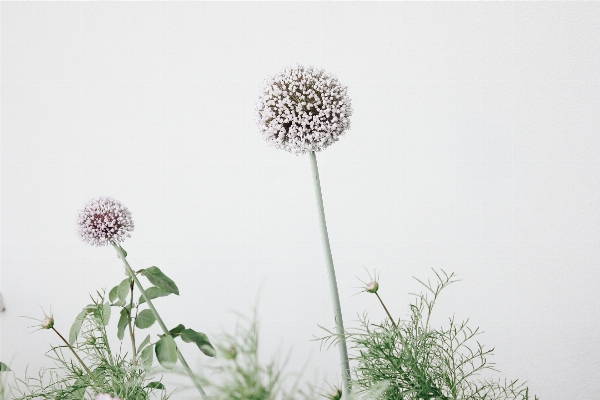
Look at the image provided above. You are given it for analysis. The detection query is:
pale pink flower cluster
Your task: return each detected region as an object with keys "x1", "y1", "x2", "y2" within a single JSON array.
[
  {"x1": 76, "y1": 196, "x2": 134, "y2": 246},
  {"x1": 95, "y1": 394, "x2": 120, "y2": 400},
  {"x1": 255, "y1": 65, "x2": 352, "y2": 155}
]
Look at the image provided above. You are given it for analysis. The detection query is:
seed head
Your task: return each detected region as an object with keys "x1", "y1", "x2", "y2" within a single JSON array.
[
  {"x1": 256, "y1": 65, "x2": 352, "y2": 155},
  {"x1": 76, "y1": 197, "x2": 134, "y2": 246}
]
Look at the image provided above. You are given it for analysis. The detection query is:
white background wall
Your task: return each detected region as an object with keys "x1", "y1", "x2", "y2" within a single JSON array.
[{"x1": 2, "y1": 2, "x2": 599, "y2": 398}]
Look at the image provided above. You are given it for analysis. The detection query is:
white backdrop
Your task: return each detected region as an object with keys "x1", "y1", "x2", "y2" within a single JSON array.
[{"x1": 2, "y1": 2, "x2": 600, "y2": 398}]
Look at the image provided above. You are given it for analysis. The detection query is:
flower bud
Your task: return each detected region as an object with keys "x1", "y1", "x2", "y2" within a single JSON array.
[
  {"x1": 87, "y1": 336, "x2": 96, "y2": 345},
  {"x1": 365, "y1": 281, "x2": 379, "y2": 293},
  {"x1": 41, "y1": 316, "x2": 54, "y2": 329},
  {"x1": 328, "y1": 387, "x2": 342, "y2": 400},
  {"x1": 223, "y1": 346, "x2": 237, "y2": 360}
]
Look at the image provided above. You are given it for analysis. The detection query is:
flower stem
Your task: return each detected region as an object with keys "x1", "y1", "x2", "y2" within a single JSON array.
[
  {"x1": 111, "y1": 243, "x2": 207, "y2": 399},
  {"x1": 51, "y1": 327, "x2": 102, "y2": 389},
  {"x1": 375, "y1": 292, "x2": 398, "y2": 329},
  {"x1": 309, "y1": 151, "x2": 351, "y2": 398},
  {"x1": 127, "y1": 279, "x2": 137, "y2": 361}
]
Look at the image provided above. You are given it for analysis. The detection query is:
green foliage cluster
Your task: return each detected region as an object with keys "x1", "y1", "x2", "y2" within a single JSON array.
[
  {"x1": 193, "y1": 315, "x2": 313, "y2": 400},
  {"x1": 12, "y1": 294, "x2": 167, "y2": 400},
  {"x1": 10, "y1": 265, "x2": 214, "y2": 400},
  {"x1": 322, "y1": 270, "x2": 538, "y2": 400}
]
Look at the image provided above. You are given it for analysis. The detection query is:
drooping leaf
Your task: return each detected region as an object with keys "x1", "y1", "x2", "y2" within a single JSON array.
[
  {"x1": 69, "y1": 308, "x2": 88, "y2": 345},
  {"x1": 139, "y1": 286, "x2": 170, "y2": 304},
  {"x1": 141, "y1": 267, "x2": 179, "y2": 295},
  {"x1": 135, "y1": 309, "x2": 156, "y2": 329},
  {"x1": 155, "y1": 335, "x2": 178, "y2": 370},
  {"x1": 108, "y1": 286, "x2": 119, "y2": 303},
  {"x1": 117, "y1": 308, "x2": 129, "y2": 341},
  {"x1": 180, "y1": 328, "x2": 216, "y2": 357},
  {"x1": 101, "y1": 302, "x2": 111, "y2": 326},
  {"x1": 117, "y1": 278, "x2": 131, "y2": 302},
  {"x1": 146, "y1": 382, "x2": 165, "y2": 390},
  {"x1": 137, "y1": 334, "x2": 151, "y2": 353},
  {"x1": 140, "y1": 343, "x2": 154, "y2": 371},
  {"x1": 169, "y1": 324, "x2": 186, "y2": 338},
  {"x1": 0, "y1": 362, "x2": 11, "y2": 372}
]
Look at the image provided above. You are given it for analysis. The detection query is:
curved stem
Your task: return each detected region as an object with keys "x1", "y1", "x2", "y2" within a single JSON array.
[
  {"x1": 309, "y1": 152, "x2": 351, "y2": 398},
  {"x1": 127, "y1": 279, "x2": 137, "y2": 360},
  {"x1": 52, "y1": 327, "x2": 102, "y2": 389},
  {"x1": 375, "y1": 293, "x2": 398, "y2": 329},
  {"x1": 111, "y1": 242, "x2": 207, "y2": 399}
]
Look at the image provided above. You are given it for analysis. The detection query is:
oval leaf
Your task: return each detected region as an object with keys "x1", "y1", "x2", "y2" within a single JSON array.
[
  {"x1": 117, "y1": 278, "x2": 131, "y2": 302},
  {"x1": 140, "y1": 343, "x2": 154, "y2": 371},
  {"x1": 135, "y1": 309, "x2": 156, "y2": 329},
  {"x1": 137, "y1": 334, "x2": 151, "y2": 353},
  {"x1": 108, "y1": 286, "x2": 119, "y2": 303},
  {"x1": 146, "y1": 381, "x2": 165, "y2": 390},
  {"x1": 117, "y1": 308, "x2": 129, "y2": 341},
  {"x1": 155, "y1": 335, "x2": 177, "y2": 370},
  {"x1": 169, "y1": 324, "x2": 186, "y2": 337},
  {"x1": 180, "y1": 328, "x2": 216, "y2": 357},
  {"x1": 141, "y1": 267, "x2": 179, "y2": 295},
  {"x1": 139, "y1": 287, "x2": 170, "y2": 305},
  {"x1": 69, "y1": 308, "x2": 89, "y2": 345}
]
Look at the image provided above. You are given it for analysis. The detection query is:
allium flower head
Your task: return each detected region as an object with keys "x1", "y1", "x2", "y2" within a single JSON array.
[
  {"x1": 255, "y1": 65, "x2": 352, "y2": 155},
  {"x1": 76, "y1": 196, "x2": 134, "y2": 246}
]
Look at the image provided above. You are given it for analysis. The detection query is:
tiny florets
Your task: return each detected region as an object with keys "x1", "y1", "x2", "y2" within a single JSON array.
[
  {"x1": 76, "y1": 197, "x2": 134, "y2": 246},
  {"x1": 255, "y1": 65, "x2": 353, "y2": 155}
]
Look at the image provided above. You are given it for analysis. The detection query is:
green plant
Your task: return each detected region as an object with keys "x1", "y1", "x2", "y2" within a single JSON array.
[
  {"x1": 321, "y1": 270, "x2": 538, "y2": 400},
  {"x1": 13, "y1": 293, "x2": 168, "y2": 400},
  {"x1": 191, "y1": 313, "x2": 314, "y2": 400}
]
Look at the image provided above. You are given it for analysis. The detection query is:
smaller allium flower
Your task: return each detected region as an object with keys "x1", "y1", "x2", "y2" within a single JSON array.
[
  {"x1": 255, "y1": 65, "x2": 352, "y2": 155},
  {"x1": 76, "y1": 197, "x2": 134, "y2": 246},
  {"x1": 95, "y1": 394, "x2": 121, "y2": 400}
]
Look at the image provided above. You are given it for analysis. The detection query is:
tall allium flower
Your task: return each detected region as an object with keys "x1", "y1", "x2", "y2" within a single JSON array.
[
  {"x1": 255, "y1": 65, "x2": 352, "y2": 155},
  {"x1": 256, "y1": 65, "x2": 353, "y2": 398},
  {"x1": 76, "y1": 196, "x2": 134, "y2": 246}
]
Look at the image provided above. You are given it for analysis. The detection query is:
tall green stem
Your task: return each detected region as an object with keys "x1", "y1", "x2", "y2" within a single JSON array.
[
  {"x1": 309, "y1": 151, "x2": 351, "y2": 398},
  {"x1": 111, "y1": 243, "x2": 207, "y2": 399}
]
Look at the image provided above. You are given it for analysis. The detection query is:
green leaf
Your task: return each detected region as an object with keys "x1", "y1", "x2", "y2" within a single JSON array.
[
  {"x1": 180, "y1": 328, "x2": 216, "y2": 357},
  {"x1": 108, "y1": 286, "x2": 119, "y2": 303},
  {"x1": 155, "y1": 335, "x2": 178, "y2": 370},
  {"x1": 135, "y1": 309, "x2": 156, "y2": 329},
  {"x1": 141, "y1": 267, "x2": 179, "y2": 295},
  {"x1": 117, "y1": 278, "x2": 131, "y2": 302},
  {"x1": 69, "y1": 308, "x2": 88, "y2": 345},
  {"x1": 139, "y1": 286, "x2": 170, "y2": 304},
  {"x1": 0, "y1": 362, "x2": 11, "y2": 372},
  {"x1": 117, "y1": 308, "x2": 129, "y2": 341},
  {"x1": 169, "y1": 324, "x2": 186, "y2": 338},
  {"x1": 146, "y1": 382, "x2": 165, "y2": 390},
  {"x1": 140, "y1": 343, "x2": 154, "y2": 371},
  {"x1": 137, "y1": 334, "x2": 151, "y2": 353},
  {"x1": 101, "y1": 302, "x2": 111, "y2": 326}
]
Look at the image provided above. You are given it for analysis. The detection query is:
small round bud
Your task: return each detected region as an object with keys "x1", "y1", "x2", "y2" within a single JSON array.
[
  {"x1": 41, "y1": 316, "x2": 54, "y2": 329},
  {"x1": 87, "y1": 336, "x2": 96, "y2": 345},
  {"x1": 365, "y1": 281, "x2": 379, "y2": 293},
  {"x1": 328, "y1": 387, "x2": 342, "y2": 400},
  {"x1": 223, "y1": 346, "x2": 237, "y2": 360}
]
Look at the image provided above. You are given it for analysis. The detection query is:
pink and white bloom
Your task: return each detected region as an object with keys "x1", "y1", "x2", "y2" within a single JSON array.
[
  {"x1": 256, "y1": 65, "x2": 353, "y2": 155},
  {"x1": 76, "y1": 197, "x2": 134, "y2": 246}
]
